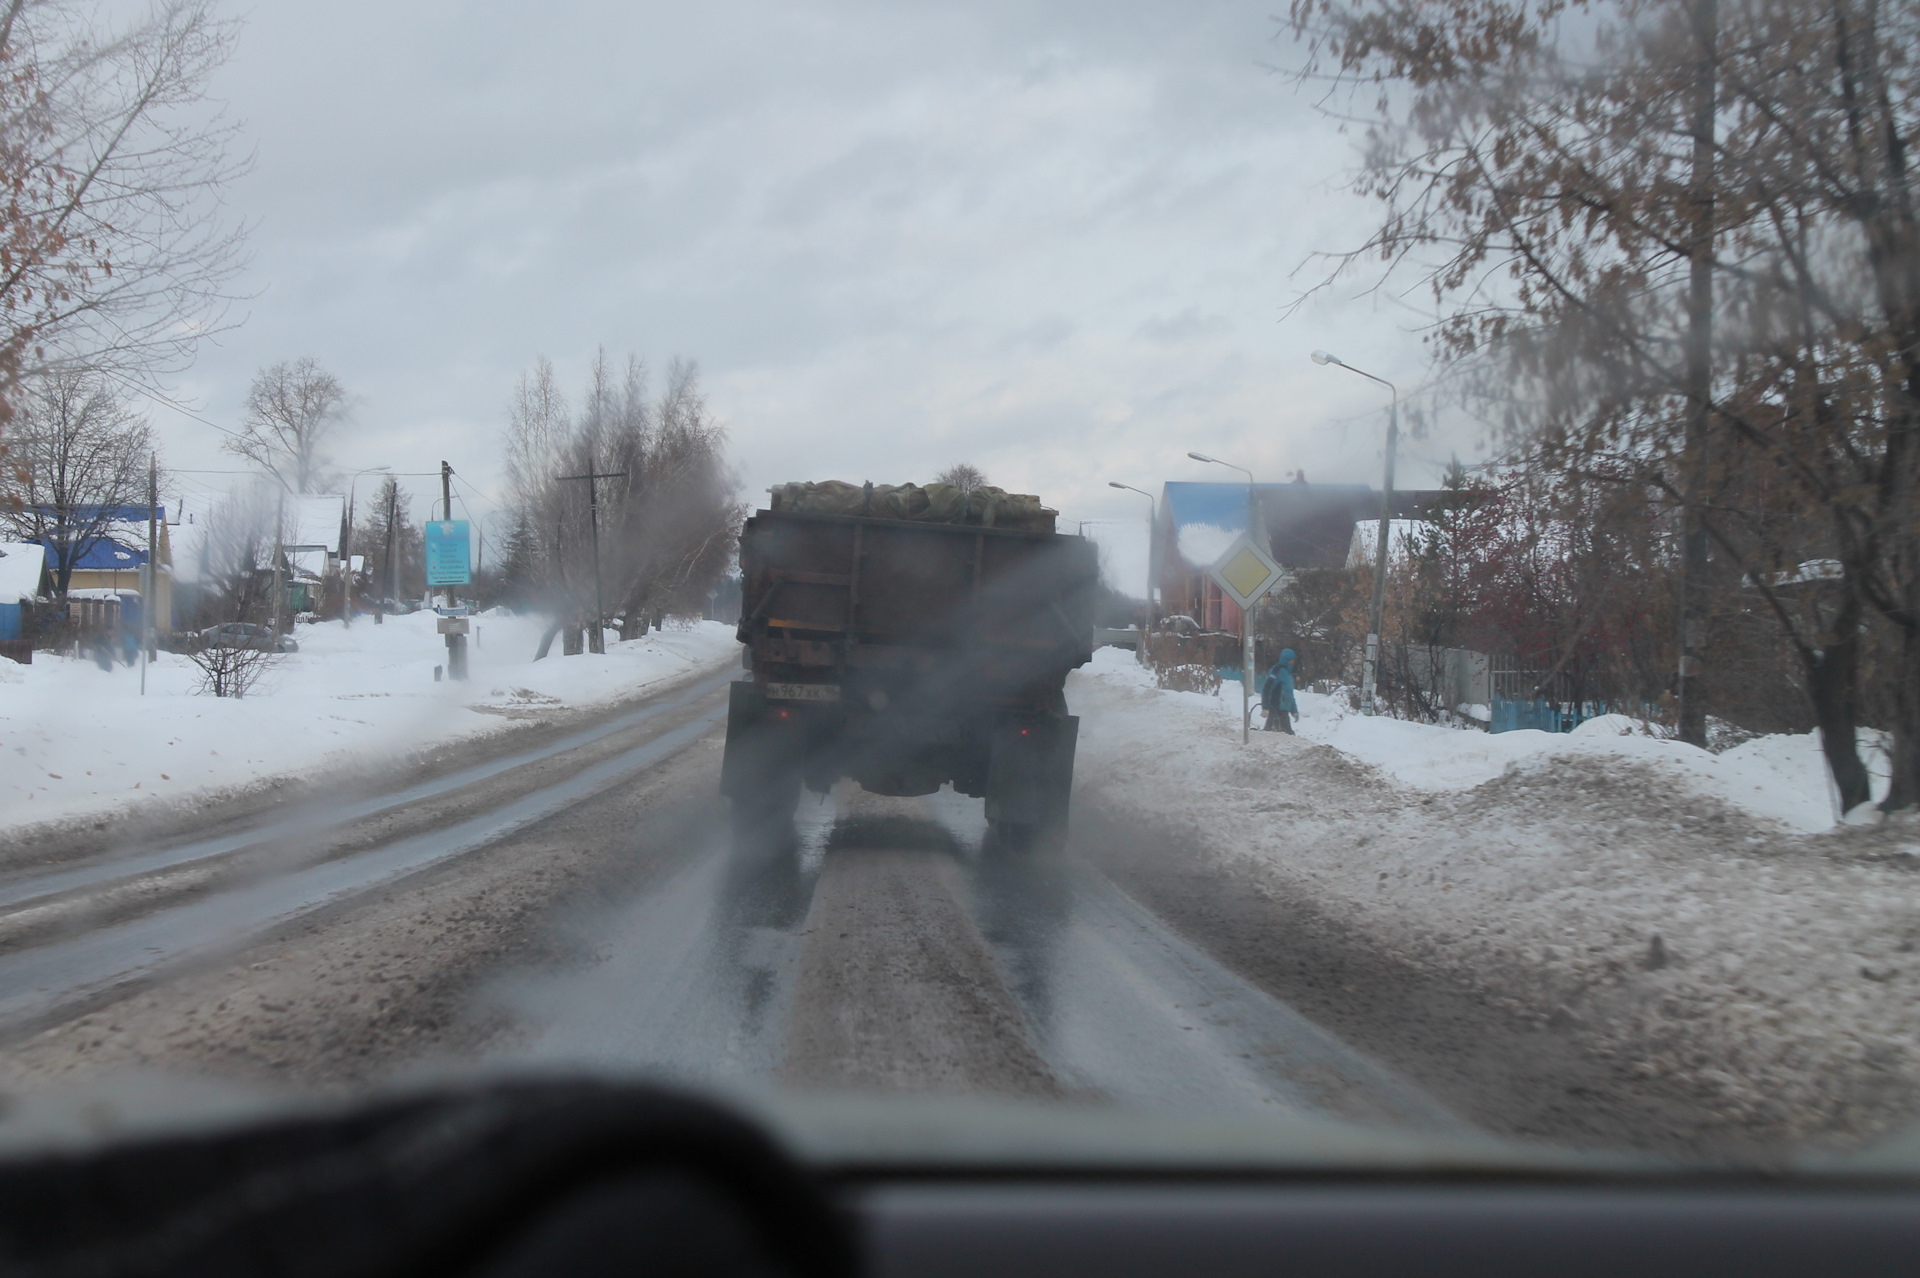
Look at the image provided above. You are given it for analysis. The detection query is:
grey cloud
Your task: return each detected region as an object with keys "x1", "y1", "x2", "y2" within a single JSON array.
[
  {"x1": 148, "y1": 0, "x2": 1459, "y2": 534},
  {"x1": 1136, "y1": 307, "x2": 1233, "y2": 343}
]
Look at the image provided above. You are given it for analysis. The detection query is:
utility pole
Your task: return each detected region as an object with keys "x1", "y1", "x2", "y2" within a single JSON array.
[
  {"x1": 378, "y1": 482, "x2": 396, "y2": 626},
  {"x1": 141, "y1": 454, "x2": 156, "y2": 693},
  {"x1": 1243, "y1": 481, "x2": 1256, "y2": 745},
  {"x1": 270, "y1": 488, "x2": 286, "y2": 637},
  {"x1": 341, "y1": 498, "x2": 352, "y2": 627},
  {"x1": 558, "y1": 452, "x2": 627, "y2": 655},
  {"x1": 442, "y1": 460, "x2": 467, "y2": 679},
  {"x1": 1676, "y1": 0, "x2": 1719, "y2": 748}
]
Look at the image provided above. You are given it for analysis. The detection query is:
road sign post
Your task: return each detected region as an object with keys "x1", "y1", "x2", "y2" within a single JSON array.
[
  {"x1": 1208, "y1": 534, "x2": 1289, "y2": 744},
  {"x1": 425, "y1": 517, "x2": 471, "y2": 681},
  {"x1": 424, "y1": 520, "x2": 472, "y2": 589}
]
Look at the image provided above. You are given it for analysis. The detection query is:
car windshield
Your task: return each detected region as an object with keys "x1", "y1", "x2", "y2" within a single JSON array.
[{"x1": 1, "y1": 0, "x2": 1918, "y2": 1187}]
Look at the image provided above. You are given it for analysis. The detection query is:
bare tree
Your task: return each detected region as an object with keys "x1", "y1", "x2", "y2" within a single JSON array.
[
  {"x1": 1286, "y1": 0, "x2": 1920, "y2": 811},
  {"x1": 606, "y1": 358, "x2": 744, "y2": 634},
  {"x1": 500, "y1": 352, "x2": 742, "y2": 654},
  {"x1": 0, "y1": 368, "x2": 153, "y2": 596},
  {"x1": 936, "y1": 462, "x2": 988, "y2": 497},
  {"x1": 181, "y1": 478, "x2": 276, "y2": 626},
  {"x1": 226, "y1": 358, "x2": 346, "y2": 493},
  {"x1": 0, "y1": 0, "x2": 247, "y2": 434}
]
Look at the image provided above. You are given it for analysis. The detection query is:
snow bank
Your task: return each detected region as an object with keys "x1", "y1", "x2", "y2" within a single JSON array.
[
  {"x1": 1177, "y1": 667, "x2": 1888, "y2": 834},
  {"x1": 1069, "y1": 648, "x2": 1920, "y2": 1145},
  {"x1": 1081, "y1": 649, "x2": 1872, "y2": 831},
  {"x1": 0, "y1": 613, "x2": 739, "y2": 833}
]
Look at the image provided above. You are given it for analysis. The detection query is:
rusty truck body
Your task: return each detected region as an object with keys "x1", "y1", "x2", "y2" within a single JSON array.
[{"x1": 721, "y1": 491, "x2": 1100, "y2": 848}]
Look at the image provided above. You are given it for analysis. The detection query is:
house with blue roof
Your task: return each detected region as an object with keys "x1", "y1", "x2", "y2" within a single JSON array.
[
  {"x1": 28, "y1": 505, "x2": 173, "y2": 633},
  {"x1": 1153, "y1": 480, "x2": 1440, "y2": 632}
]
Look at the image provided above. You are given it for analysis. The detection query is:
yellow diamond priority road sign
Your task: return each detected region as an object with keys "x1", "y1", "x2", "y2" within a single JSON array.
[{"x1": 1209, "y1": 533, "x2": 1287, "y2": 610}]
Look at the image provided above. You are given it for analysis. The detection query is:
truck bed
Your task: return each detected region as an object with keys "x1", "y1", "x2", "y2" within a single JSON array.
[{"x1": 736, "y1": 509, "x2": 1098, "y2": 707}]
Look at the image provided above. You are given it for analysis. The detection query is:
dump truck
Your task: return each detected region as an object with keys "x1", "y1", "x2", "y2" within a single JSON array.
[{"x1": 722, "y1": 480, "x2": 1101, "y2": 849}]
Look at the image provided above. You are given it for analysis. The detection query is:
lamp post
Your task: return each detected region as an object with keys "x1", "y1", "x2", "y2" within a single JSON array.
[
  {"x1": 1107, "y1": 482, "x2": 1157, "y2": 655},
  {"x1": 1187, "y1": 452, "x2": 1261, "y2": 743},
  {"x1": 1311, "y1": 349, "x2": 1398, "y2": 717}
]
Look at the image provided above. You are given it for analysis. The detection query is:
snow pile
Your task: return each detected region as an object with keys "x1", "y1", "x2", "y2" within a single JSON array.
[
  {"x1": 1080, "y1": 650, "x2": 1877, "y2": 832},
  {"x1": 1263, "y1": 680, "x2": 1882, "y2": 834},
  {"x1": 0, "y1": 613, "x2": 739, "y2": 833},
  {"x1": 1069, "y1": 648, "x2": 1920, "y2": 1144}
]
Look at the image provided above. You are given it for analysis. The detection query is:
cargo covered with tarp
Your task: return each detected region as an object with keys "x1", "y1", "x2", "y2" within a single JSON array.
[{"x1": 767, "y1": 480, "x2": 1055, "y2": 534}]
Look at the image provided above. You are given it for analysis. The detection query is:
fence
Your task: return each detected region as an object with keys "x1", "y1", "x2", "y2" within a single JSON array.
[{"x1": 1488, "y1": 660, "x2": 1632, "y2": 734}]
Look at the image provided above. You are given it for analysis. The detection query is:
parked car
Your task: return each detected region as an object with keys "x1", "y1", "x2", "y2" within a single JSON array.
[{"x1": 199, "y1": 622, "x2": 298, "y2": 653}]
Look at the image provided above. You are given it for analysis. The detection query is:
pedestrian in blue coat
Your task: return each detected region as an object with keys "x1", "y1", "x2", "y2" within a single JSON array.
[{"x1": 1261, "y1": 648, "x2": 1298, "y2": 733}]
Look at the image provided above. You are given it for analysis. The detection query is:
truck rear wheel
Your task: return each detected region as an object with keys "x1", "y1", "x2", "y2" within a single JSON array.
[
  {"x1": 722, "y1": 681, "x2": 805, "y2": 841},
  {"x1": 984, "y1": 715, "x2": 1077, "y2": 855}
]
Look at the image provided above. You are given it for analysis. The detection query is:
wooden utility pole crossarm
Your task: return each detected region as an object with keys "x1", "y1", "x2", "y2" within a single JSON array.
[{"x1": 557, "y1": 454, "x2": 628, "y2": 655}]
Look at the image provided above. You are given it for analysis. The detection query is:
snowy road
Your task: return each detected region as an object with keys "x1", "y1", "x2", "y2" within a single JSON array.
[
  {"x1": 7, "y1": 655, "x2": 1905, "y2": 1161},
  {"x1": 0, "y1": 669, "x2": 734, "y2": 1036},
  {"x1": 0, "y1": 669, "x2": 1461, "y2": 1138},
  {"x1": 506, "y1": 782, "x2": 1461, "y2": 1130}
]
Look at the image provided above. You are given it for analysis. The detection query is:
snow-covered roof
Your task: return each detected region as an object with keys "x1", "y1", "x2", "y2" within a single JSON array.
[
  {"x1": 42, "y1": 534, "x2": 146, "y2": 571},
  {"x1": 1346, "y1": 519, "x2": 1430, "y2": 569},
  {"x1": 1750, "y1": 559, "x2": 1844, "y2": 588},
  {"x1": 289, "y1": 495, "x2": 345, "y2": 553},
  {"x1": 288, "y1": 548, "x2": 329, "y2": 582},
  {"x1": 0, "y1": 542, "x2": 46, "y2": 602}
]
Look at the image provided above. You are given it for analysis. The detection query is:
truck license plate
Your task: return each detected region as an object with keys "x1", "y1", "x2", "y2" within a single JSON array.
[{"x1": 766, "y1": 682, "x2": 840, "y2": 702}]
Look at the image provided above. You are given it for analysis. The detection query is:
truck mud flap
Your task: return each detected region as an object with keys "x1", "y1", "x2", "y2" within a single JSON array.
[
  {"x1": 721, "y1": 680, "x2": 808, "y2": 798},
  {"x1": 985, "y1": 714, "x2": 1078, "y2": 827}
]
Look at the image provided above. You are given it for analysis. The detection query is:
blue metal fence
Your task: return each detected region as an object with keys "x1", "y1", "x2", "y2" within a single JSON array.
[{"x1": 1490, "y1": 697, "x2": 1631, "y2": 734}]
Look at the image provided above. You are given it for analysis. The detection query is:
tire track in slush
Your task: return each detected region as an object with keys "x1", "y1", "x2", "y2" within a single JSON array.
[{"x1": 0, "y1": 706, "x2": 725, "y2": 1033}]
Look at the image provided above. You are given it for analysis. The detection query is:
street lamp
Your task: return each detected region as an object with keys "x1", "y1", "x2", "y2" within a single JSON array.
[
  {"x1": 1311, "y1": 349, "x2": 1398, "y2": 717},
  {"x1": 1109, "y1": 481, "x2": 1157, "y2": 661},
  {"x1": 1107, "y1": 482, "x2": 1157, "y2": 608},
  {"x1": 1187, "y1": 452, "x2": 1261, "y2": 744}
]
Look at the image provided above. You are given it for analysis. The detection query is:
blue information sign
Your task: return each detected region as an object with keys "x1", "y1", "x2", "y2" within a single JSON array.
[{"x1": 424, "y1": 520, "x2": 471, "y2": 586}]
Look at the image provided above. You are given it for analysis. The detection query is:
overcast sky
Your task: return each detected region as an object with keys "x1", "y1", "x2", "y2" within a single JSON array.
[{"x1": 149, "y1": 0, "x2": 1470, "y2": 591}]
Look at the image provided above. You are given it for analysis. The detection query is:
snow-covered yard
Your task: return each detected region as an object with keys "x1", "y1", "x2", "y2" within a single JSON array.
[
  {"x1": 1069, "y1": 648, "x2": 1920, "y2": 1145},
  {"x1": 0, "y1": 613, "x2": 739, "y2": 835}
]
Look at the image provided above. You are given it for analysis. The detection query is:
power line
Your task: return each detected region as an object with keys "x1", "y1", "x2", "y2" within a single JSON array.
[{"x1": 107, "y1": 375, "x2": 245, "y2": 442}]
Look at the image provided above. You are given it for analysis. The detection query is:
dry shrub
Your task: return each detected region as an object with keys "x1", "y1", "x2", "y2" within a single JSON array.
[
  {"x1": 1145, "y1": 630, "x2": 1223, "y2": 694},
  {"x1": 185, "y1": 643, "x2": 278, "y2": 698},
  {"x1": 1156, "y1": 662, "x2": 1221, "y2": 694}
]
